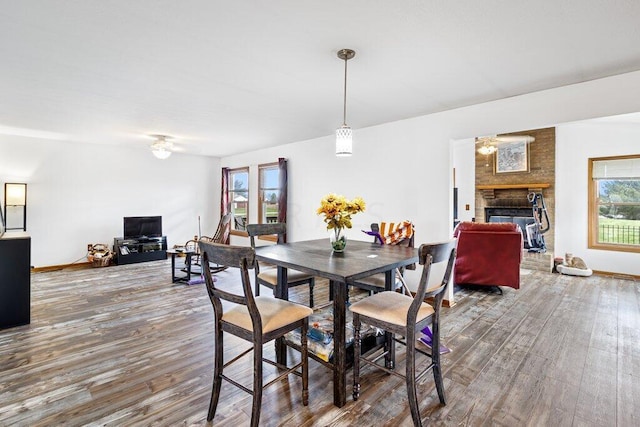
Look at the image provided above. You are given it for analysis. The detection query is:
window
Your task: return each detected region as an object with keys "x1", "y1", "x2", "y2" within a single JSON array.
[
  {"x1": 589, "y1": 155, "x2": 640, "y2": 252},
  {"x1": 259, "y1": 163, "x2": 279, "y2": 224},
  {"x1": 229, "y1": 167, "x2": 249, "y2": 233}
]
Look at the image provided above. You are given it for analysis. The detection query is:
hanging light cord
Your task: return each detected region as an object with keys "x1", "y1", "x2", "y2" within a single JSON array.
[{"x1": 342, "y1": 52, "x2": 348, "y2": 126}]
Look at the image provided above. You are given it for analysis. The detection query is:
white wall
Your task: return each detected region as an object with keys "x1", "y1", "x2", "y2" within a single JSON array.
[
  {"x1": 555, "y1": 121, "x2": 640, "y2": 275},
  {"x1": 0, "y1": 136, "x2": 220, "y2": 267},
  {"x1": 5, "y1": 70, "x2": 640, "y2": 274},
  {"x1": 222, "y1": 70, "x2": 640, "y2": 277},
  {"x1": 453, "y1": 138, "x2": 476, "y2": 223},
  {"x1": 225, "y1": 118, "x2": 454, "y2": 249}
]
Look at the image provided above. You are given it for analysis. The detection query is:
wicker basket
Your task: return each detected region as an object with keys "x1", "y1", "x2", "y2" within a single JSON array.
[{"x1": 87, "y1": 244, "x2": 113, "y2": 267}]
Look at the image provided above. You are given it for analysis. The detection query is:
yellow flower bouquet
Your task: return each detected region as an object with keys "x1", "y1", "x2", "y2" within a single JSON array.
[{"x1": 317, "y1": 193, "x2": 366, "y2": 251}]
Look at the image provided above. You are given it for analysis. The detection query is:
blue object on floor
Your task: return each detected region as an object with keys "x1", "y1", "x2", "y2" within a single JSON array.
[{"x1": 187, "y1": 276, "x2": 206, "y2": 285}]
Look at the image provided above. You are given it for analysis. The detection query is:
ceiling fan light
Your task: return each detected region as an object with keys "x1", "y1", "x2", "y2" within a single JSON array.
[
  {"x1": 150, "y1": 135, "x2": 173, "y2": 159},
  {"x1": 477, "y1": 144, "x2": 497, "y2": 156},
  {"x1": 152, "y1": 145, "x2": 172, "y2": 159}
]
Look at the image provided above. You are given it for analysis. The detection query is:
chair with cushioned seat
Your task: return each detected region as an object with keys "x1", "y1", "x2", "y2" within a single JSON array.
[
  {"x1": 349, "y1": 240, "x2": 456, "y2": 427},
  {"x1": 199, "y1": 240, "x2": 312, "y2": 427},
  {"x1": 247, "y1": 223, "x2": 317, "y2": 307},
  {"x1": 453, "y1": 221, "x2": 522, "y2": 291},
  {"x1": 351, "y1": 221, "x2": 415, "y2": 294}
]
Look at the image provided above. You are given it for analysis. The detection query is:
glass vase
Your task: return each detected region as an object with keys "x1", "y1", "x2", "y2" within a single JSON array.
[{"x1": 330, "y1": 227, "x2": 347, "y2": 252}]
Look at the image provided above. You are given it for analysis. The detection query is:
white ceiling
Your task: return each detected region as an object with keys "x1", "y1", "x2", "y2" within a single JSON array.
[{"x1": 2, "y1": 1, "x2": 640, "y2": 157}]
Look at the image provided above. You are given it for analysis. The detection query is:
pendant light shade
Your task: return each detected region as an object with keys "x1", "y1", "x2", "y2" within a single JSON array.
[
  {"x1": 336, "y1": 125, "x2": 352, "y2": 157},
  {"x1": 336, "y1": 48, "x2": 355, "y2": 157}
]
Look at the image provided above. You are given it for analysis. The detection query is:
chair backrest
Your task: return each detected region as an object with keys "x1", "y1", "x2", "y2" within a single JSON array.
[
  {"x1": 199, "y1": 240, "x2": 261, "y2": 330},
  {"x1": 380, "y1": 221, "x2": 415, "y2": 246},
  {"x1": 367, "y1": 221, "x2": 415, "y2": 246},
  {"x1": 246, "y1": 223, "x2": 286, "y2": 276},
  {"x1": 246, "y1": 223, "x2": 286, "y2": 247},
  {"x1": 184, "y1": 239, "x2": 198, "y2": 252},
  {"x1": 453, "y1": 221, "x2": 521, "y2": 237},
  {"x1": 367, "y1": 221, "x2": 416, "y2": 269},
  {"x1": 408, "y1": 240, "x2": 456, "y2": 324},
  {"x1": 209, "y1": 213, "x2": 233, "y2": 244}
]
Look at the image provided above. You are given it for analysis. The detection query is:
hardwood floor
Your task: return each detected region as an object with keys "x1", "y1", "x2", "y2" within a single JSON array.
[{"x1": 0, "y1": 260, "x2": 638, "y2": 426}]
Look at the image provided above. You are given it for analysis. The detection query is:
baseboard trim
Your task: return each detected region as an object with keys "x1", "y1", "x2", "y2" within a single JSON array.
[
  {"x1": 32, "y1": 262, "x2": 93, "y2": 273},
  {"x1": 425, "y1": 296, "x2": 456, "y2": 308},
  {"x1": 592, "y1": 269, "x2": 639, "y2": 281}
]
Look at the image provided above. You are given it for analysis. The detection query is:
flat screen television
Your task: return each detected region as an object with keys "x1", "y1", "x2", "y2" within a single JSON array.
[{"x1": 124, "y1": 216, "x2": 162, "y2": 239}]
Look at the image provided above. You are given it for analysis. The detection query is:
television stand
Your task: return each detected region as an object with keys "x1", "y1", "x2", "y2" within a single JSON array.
[{"x1": 113, "y1": 236, "x2": 167, "y2": 265}]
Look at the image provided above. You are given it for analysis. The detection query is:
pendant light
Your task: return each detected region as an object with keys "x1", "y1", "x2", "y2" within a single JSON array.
[{"x1": 336, "y1": 48, "x2": 355, "y2": 157}]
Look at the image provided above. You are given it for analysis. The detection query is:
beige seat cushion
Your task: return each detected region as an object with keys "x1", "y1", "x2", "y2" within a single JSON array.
[
  {"x1": 349, "y1": 291, "x2": 434, "y2": 327},
  {"x1": 223, "y1": 296, "x2": 313, "y2": 333},
  {"x1": 400, "y1": 265, "x2": 445, "y2": 294},
  {"x1": 258, "y1": 268, "x2": 313, "y2": 286}
]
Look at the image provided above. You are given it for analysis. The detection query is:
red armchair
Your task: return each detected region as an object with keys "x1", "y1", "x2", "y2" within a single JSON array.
[{"x1": 453, "y1": 222, "x2": 523, "y2": 290}]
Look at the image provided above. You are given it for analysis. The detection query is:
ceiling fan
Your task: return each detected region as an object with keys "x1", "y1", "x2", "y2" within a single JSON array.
[
  {"x1": 147, "y1": 134, "x2": 200, "y2": 159},
  {"x1": 475, "y1": 134, "x2": 535, "y2": 155},
  {"x1": 149, "y1": 134, "x2": 175, "y2": 159}
]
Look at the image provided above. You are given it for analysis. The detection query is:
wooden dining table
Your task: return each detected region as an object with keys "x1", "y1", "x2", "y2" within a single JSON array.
[{"x1": 255, "y1": 238, "x2": 418, "y2": 407}]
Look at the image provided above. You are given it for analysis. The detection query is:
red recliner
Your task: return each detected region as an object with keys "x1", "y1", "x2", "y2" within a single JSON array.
[{"x1": 453, "y1": 222, "x2": 523, "y2": 290}]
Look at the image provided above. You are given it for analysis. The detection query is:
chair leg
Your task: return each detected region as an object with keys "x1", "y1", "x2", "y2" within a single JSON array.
[
  {"x1": 308, "y1": 278, "x2": 315, "y2": 308},
  {"x1": 250, "y1": 339, "x2": 263, "y2": 427},
  {"x1": 207, "y1": 325, "x2": 224, "y2": 422},
  {"x1": 432, "y1": 320, "x2": 446, "y2": 405},
  {"x1": 405, "y1": 328, "x2": 422, "y2": 427},
  {"x1": 301, "y1": 319, "x2": 309, "y2": 406},
  {"x1": 384, "y1": 331, "x2": 395, "y2": 369},
  {"x1": 255, "y1": 280, "x2": 261, "y2": 297},
  {"x1": 352, "y1": 314, "x2": 361, "y2": 401}
]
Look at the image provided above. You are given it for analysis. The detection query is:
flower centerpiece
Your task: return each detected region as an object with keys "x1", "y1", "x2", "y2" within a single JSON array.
[{"x1": 317, "y1": 193, "x2": 366, "y2": 252}]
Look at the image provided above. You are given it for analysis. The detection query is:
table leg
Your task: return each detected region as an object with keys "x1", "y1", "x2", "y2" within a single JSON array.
[
  {"x1": 170, "y1": 253, "x2": 177, "y2": 283},
  {"x1": 385, "y1": 269, "x2": 396, "y2": 369},
  {"x1": 275, "y1": 266, "x2": 289, "y2": 366},
  {"x1": 185, "y1": 253, "x2": 192, "y2": 279},
  {"x1": 332, "y1": 279, "x2": 347, "y2": 407}
]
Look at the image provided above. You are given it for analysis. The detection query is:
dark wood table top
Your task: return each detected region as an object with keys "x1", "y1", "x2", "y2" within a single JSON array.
[
  {"x1": 255, "y1": 238, "x2": 418, "y2": 283},
  {"x1": 166, "y1": 248, "x2": 196, "y2": 254}
]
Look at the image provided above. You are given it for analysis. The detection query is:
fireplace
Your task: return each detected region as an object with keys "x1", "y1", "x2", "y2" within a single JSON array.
[
  {"x1": 485, "y1": 206, "x2": 533, "y2": 223},
  {"x1": 485, "y1": 206, "x2": 535, "y2": 248},
  {"x1": 474, "y1": 127, "x2": 556, "y2": 254}
]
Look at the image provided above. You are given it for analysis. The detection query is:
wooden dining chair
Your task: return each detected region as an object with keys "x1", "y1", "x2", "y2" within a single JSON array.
[
  {"x1": 246, "y1": 223, "x2": 317, "y2": 307},
  {"x1": 199, "y1": 240, "x2": 312, "y2": 427},
  {"x1": 351, "y1": 221, "x2": 415, "y2": 294},
  {"x1": 349, "y1": 240, "x2": 456, "y2": 427}
]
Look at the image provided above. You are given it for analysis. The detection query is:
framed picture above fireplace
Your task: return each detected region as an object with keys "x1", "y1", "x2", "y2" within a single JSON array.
[{"x1": 494, "y1": 140, "x2": 529, "y2": 174}]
